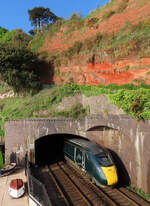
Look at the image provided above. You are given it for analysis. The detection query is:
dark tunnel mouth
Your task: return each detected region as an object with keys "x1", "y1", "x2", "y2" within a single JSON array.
[
  {"x1": 34, "y1": 133, "x2": 130, "y2": 187},
  {"x1": 35, "y1": 134, "x2": 87, "y2": 166}
]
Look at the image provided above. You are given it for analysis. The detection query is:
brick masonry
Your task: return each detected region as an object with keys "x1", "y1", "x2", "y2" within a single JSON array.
[{"x1": 4, "y1": 115, "x2": 150, "y2": 193}]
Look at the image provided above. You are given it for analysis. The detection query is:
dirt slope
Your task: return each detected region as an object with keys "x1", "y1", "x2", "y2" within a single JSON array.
[{"x1": 39, "y1": 0, "x2": 150, "y2": 85}]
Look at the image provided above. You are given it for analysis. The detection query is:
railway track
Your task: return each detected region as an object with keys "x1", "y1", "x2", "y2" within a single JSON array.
[
  {"x1": 49, "y1": 161, "x2": 108, "y2": 206},
  {"x1": 101, "y1": 187, "x2": 150, "y2": 206},
  {"x1": 32, "y1": 161, "x2": 150, "y2": 206}
]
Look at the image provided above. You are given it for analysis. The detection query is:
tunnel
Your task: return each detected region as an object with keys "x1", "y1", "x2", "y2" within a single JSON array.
[
  {"x1": 34, "y1": 132, "x2": 130, "y2": 187},
  {"x1": 34, "y1": 133, "x2": 86, "y2": 166}
]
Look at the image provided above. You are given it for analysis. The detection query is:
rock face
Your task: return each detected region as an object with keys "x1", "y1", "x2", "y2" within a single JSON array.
[
  {"x1": 42, "y1": 0, "x2": 150, "y2": 54},
  {"x1": 0, "y1": 90, "x2": 14, "y2": 99},
  {"x1": 39, "y1": 0, "x2": 150, "y2": 86},
  {"x1": 50, "y1": 58, "x2": 150, "y2": 86}
]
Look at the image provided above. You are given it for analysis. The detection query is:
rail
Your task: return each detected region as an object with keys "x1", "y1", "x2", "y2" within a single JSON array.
[{"x1": 25, "y1": 159, "x2": 52, "y2": 206}]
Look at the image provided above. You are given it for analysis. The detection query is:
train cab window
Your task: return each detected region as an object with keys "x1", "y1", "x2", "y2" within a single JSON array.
[{"x1": 95, "y1": 153, "x2": 113, "y2": 166}]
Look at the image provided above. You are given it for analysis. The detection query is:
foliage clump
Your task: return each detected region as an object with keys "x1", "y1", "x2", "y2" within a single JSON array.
[
  {"x1": 53, "y1": 103, "x2": 89, "y2": 119},
  {"x1": 0, "y1": 42, "x2": 41, "y2": 94},
  {"x1": 102, "y1": 10, "x2": 116, "y2": 20},
  {"x1": 116, "y1": 0, "x2": 129, "y2": 13},
  {"x1": 0, "y1": 27, "x2": 7, "y2": 39},
  {"x1": 86, "y1": 17, "x2": 99, "y2": 28},
  {"x1": 127, "y1": 186, "x2": 150, "y2": 202},
  {"x1": 28, "y1": 7, "x2": 58, "y2": 33}
]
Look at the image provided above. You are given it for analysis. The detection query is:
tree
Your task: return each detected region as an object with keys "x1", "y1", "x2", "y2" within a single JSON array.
[
  {"x1": 0, "y1": 26, "x2": 7, "y2": 39},
  {"x1": 12, "y1": 29, "x2": 31, "y2": 47},
  {"x1": 28, "y1": 29, "x2": 36, "y2": 37},
  {"x1": 0, "y1": 42, "x2": 41, "y2": 93},
  {"x1": 28, "y1": 7, "x2": 58, "y2": 32}
]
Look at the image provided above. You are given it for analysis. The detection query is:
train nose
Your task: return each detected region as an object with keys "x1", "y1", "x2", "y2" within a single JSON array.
[{"x1": 101, "y1": 166, "x2": 118, "y2": 186}]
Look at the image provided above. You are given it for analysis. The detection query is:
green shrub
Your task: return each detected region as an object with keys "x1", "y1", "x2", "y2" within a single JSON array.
[
  {"x1": 0, "y1": 30, "x2": 16, "y2": 43},
  {"x1": 92, "y1": 33, "x2": 103, "y2": 45},
  {"x1": 102, "y1": 10, "x2": 116, "y2": 20},
  {"x1": 0, "y1": 27, "x2": 8, "y2": 39},
  {"x1": 53, "y1": 103, "x2": 89, "y2": 119},
  {"x1": 107, "y1": 88, "x2": 150, "y2": 120},
  {"x1": 29, "y1": 32, "x2": 48, "y2": 52},
  {"x1": 83, "y1": 39, "x2": 94, "y2": 51},
  {"x1": 64, "y1": 13, "x2": 84, "y2": 32},
  {"x1": 132, "y1": 78, "x2": 145, "y2": 84},
  {"x1": 131, "y1": 18, "x2": 150, "y2": 32},
  {"x1": 117, "y1": 0, "x2": 129, "y2": 13},
  {"x1": 62, "y1": 41, "x2": 83, "y2": 60},
  {"x1": 0, "y1": 42, "x2": 41, "y2": 93},
  {"x1": 86, "y1": 17, "x2": 99, "y2": 28},
  {"x1": 127, "y1": 186, "x2": 150, "y2": 202},
  {"x1": 83, "y1": 33, "x2": 103, "y2": 52}
]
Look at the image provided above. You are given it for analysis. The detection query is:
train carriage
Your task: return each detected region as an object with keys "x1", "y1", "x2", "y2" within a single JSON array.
[{"x1": 63, "y1": 138, "x2": 118, "y2": 187}]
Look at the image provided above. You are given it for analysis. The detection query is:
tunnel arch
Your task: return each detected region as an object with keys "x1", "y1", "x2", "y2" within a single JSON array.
[
  {"x1": 34, "y1": 133, "x2": 88, "y2": 166},
  {"x1": 4, "y1": 116, "x2": 150, "y2": 193}
]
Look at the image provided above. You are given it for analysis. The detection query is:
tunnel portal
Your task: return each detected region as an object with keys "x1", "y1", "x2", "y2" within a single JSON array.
[
  {"x1": 35, "y1": 134, "x2": 86, "y2": 166},
  {"x1": 4, "y1": 116, "x2": 150, "y2": 193}
]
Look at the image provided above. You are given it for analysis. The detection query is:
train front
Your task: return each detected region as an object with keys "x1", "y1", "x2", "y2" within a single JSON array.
[{"x1": 94, "y1": 152, "x2": 118, "y2": 187}]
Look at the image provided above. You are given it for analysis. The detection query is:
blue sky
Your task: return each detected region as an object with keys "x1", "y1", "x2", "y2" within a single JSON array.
[{"x1": 0, "y1": 0, "x2": 109, "y2": 33}]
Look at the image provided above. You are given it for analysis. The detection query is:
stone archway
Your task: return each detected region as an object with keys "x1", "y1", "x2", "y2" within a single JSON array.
[
  {"x1": 4, "y1": 116, "x2": 150, "y2": 193},
  {"x1": 34, "y1": 133, "x2": 88, "y2": 166}
]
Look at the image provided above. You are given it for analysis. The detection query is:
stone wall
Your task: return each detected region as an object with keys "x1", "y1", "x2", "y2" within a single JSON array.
[{"x1": 4, "y1": 115, "x2": 150, "y2": 193}]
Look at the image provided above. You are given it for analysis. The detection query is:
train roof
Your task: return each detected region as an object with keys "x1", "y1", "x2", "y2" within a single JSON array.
[{"x1": 65, "y1": 138, "x2": 105, "y2": 154}]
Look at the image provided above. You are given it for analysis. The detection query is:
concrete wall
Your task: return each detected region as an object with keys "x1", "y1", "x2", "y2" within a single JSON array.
[{"x1": 4, "y1": 115, "x2": 150, "y2": 193}]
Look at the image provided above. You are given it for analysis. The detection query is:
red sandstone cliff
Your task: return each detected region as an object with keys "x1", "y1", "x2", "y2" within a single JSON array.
[{"x1": 38, "y1": 0, "x2": 150, "y2": 85}]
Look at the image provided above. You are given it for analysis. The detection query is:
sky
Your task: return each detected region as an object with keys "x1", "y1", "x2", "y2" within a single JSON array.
[{"x1": 0, "y1": 0, "x2": 109, "y2": 33}]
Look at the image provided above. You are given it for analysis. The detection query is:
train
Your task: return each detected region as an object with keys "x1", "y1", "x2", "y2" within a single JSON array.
[{"x1": 63, "y1": 138, "x2": 118, "y2": 187}]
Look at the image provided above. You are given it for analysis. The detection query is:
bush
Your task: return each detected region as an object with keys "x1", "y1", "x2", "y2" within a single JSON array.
[
  {"x1": 108, "y1": 88, "x2": 150, "y2": 120},
  {"x1": 53, "y1": 103, "x2": 89, "y2": 119},
  {"x1": 0, "y1": 42, "x2": 41, "y2": 93},
  {"x1": 83, "y1": 39, "x2": 94, "y2": 51},
  {"x1": 64, "y1": 13, "x2": 84, "y2": 32},
  {"x1": 0, "y1": 30, "x2": 16, "y2": 43},
  {"x1": 102, "y1": 10, "x2": 116, "y2": 20},
  {"x1": 131, "y1": 18, "x2": 150, "y2": 32},
  {"x1": 12, "y1": 29, "x2": 31, "y2": 47},
  {"x1": 92, "y1": 33, "x2": 103, "y2": 45},
  {"x1": 117, "y1": 0, "x2": 129, "y2": 13},
  {"x1": 86, "y1": 17, "x2": 99, "y2": 28},
  {"x1": 29, "y1": 32, "x2": 48, "y2": 52},
  {"x1": 62, "y1": 41, "x2": 83, "y2": 60},
  {"x1": 0, "y1": 27, "x2": 8, "y2": 39}
]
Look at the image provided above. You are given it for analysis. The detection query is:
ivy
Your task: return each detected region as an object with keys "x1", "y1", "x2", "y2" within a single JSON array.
[{"x1": 107, "y1": 88, "x2": 150, "y2": 120}]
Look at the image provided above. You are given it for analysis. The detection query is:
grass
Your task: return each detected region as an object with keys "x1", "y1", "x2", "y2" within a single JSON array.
[
  {"x1": 30, "y1": 32, "x2": 48, "y2": 52},
  {"x1": 127, "y1": 186, "x2": 150, "y2": 202},
  {"x1": 0, "y1": 151, "x2": 3, "y2": 169},
  {"x1": 28, "y1": 3, "x2": 150, "y2": 66},
  {"x1": 48, "y1": 17, "x2": 150, "y2": 66},
  {"x1": 52, "y1": 103, "x2": 90, "y2": 119},
  {"x1": 87, "y1": 0, "x2": 116, "y2": 19},
  {"x1": 0, "y1": 85, "x2": 11, "y2": 92},
  {"x1": 102, "y1": 10, "x2": 116, "y2": 20},
  {"x1": 1, "y1": 83, "x2": 150, "y2": 137}
]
